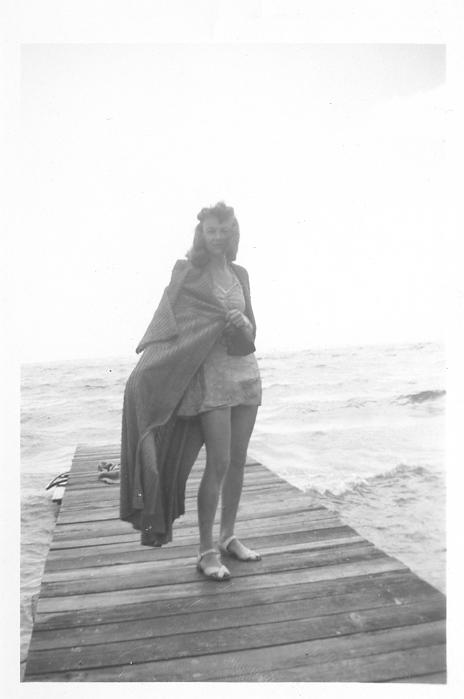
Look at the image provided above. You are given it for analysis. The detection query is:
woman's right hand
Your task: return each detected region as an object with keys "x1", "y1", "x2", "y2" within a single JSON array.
[{"x1": 225, "y1": 309, "x2": 253, "y2": 339}]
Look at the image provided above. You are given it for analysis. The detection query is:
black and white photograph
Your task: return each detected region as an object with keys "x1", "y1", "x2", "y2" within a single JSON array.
[{"x1": 4, "y1": 0, "x2": 462, "y2": 692}]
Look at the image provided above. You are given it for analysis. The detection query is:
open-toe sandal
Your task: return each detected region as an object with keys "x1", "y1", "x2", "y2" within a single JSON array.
[
  {"x1": 218, "y1": 535, "x2": 261, "y2": 561},
  {"x1": 196, "y1": 548, "x2": 231, "y2": 582}
]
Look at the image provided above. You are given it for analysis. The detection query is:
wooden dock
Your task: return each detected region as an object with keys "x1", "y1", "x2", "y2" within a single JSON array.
[{"x1": 24, "y1": 444, "x2": 446, "y2": 682}]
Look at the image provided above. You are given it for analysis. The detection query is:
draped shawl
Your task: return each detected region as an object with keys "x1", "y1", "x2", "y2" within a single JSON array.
[{"x1": 120, "y1": 259, "x2": 256, "y2": 545}]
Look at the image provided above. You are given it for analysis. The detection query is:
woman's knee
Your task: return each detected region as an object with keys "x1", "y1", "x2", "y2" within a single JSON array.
[
  {"x1": 228, "y1": 444, "x2": 246, "y2": 468},
  {"x1": 205, "y1": 455, "x2": 230, "y2": 482}
]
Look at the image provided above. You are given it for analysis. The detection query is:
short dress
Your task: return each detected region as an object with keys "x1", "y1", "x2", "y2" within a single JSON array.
[{"x1": 177, "y1": 273, "x2": 262, "y2": 416}]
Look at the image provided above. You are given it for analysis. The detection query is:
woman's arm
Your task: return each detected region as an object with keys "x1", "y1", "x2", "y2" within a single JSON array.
[
  {"x1": 225, "y1": 308, "x2": 255, "y2": 342},
  {"x1": 230, "y1": 264, "x2": 257, "y2": 338}
]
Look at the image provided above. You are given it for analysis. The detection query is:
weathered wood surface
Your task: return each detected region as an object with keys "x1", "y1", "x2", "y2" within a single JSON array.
[{"x1": 24, "y1": 444, "x2": 446, "y2": 682}]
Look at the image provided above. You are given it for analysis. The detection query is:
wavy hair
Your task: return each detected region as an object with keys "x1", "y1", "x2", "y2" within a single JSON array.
[{"x1": 186, "y1": 201, "x2": 240, "y2": 267}]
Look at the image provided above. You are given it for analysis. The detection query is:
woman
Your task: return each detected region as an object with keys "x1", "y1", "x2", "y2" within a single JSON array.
[{"x1": 120, "y1": 202, "x2": 262, "y2": 581}]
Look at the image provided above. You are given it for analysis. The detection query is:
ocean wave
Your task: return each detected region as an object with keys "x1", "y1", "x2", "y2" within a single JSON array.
[
  {"x1": 369, "y1": 463, "x2": 435, "y2": 481},
  {"x1": 264, "y1": 387, "x2": 446, "y2": 415},
  {"x1": 343, "y1": 397, "x2": 377, "y2": 409},
  {"x1": 21, "y1": 381, "x2": 54, "y2": 391},
  {"x1": 21, "y1": 434, "x2": 44, "y2": 448},
  {"x1": 310, "y1": 462, "x2": 440, "y2": 498},
  {"x1": 82, "y1": 382, "x2": 113, "y2": 390},
  {"x1": 262, "y1": 382, "x2": 293, "y2": 391},
  {"x1": 396, "y1": 389, "x2": 446, "y2": 405}
]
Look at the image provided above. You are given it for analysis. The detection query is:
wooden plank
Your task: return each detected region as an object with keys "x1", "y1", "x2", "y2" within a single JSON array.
[
  {"x1": 55, "y1": 486, "x2": 313, "y2": 523},
  {"x1": 43, "y1": 525, "x2": 360, "y2": 571},
  {"x1": 390, "y1": 671, "x2": 446, "y2": 683},
  {"x1": 60, "y1": 482, "x2": 298, "y2": 509},
  {"x1": 56, "y1": 492, "x2": 308, "y2": 518},
  {"x1": 42, "y1": 536, "x2": 367, "y2": 583},
  {"x1": 60, "y1": 485, "x2": 316, "y2": 510},
  {"x1": 221, "y1": 644, "x2": 446, "y2": 682},
  {"x1": 25, "y1": 600, "x2": 445, "y2": 675},
  {"x1": 55, "y1": 494, "x2": 329, "y2": 524},
  {"x1": 25, "y1": 621, "x2": 445, "y2": 682},
  {"x1": 63, "y1": 469, "x2": 281, "y2": 492},
  {"x1": 65, "y1": 479, "x2": 285, "y2": 498},
  {"x1": 30, "y1": 577, "x2": 444, "y2": 651},
  {"x1": 59, "y1": 474, "x2": 286, "y2": 505},
  {"x1": 33, "y1": 569, "x2": 419, "y2": 631},
  {"x1": 65, "y1": 459, "x2": 268, "y2": 480},
  {"x1": 50, "y1": 521, "x2": 356, "y2": 555},
  {"x1": 48, "y1": 516, "x2": 345, "y2": 550},
  {"x1": 35, "y1": 558, "x2": 406, "y2": 614},
  {"x1": 39, "y1": 543, "x2": 389, "y2": 597},
  {"x1": 50, "y1": 504, "x2": 338, "y2": 540}
]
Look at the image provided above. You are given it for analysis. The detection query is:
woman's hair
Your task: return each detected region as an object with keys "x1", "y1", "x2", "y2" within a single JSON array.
[{"x1": 186, "y1": 201, "x2": 240, "y2": 267}]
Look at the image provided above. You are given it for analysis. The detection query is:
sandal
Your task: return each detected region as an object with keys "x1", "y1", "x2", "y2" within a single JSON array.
[
  {"x1": 218, "y1": 535, "x2": 261, "y2": 561},
  {"x1": 196, "y1": 548, "x2": 231, "y2": 581}
]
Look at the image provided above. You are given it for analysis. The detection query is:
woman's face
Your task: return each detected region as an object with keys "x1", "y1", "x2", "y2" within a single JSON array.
[{"x1": 202, "y1": 215, "x2": 234, "y2": 258}]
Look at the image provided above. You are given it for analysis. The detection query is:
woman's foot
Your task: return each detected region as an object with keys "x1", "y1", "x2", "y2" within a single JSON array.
[
  {"x1": 219, "y1": 535, "x2": 261, "y2": 561},
  {"x1": 196, "y1": 549, "x2": 231, "y2": 581}
]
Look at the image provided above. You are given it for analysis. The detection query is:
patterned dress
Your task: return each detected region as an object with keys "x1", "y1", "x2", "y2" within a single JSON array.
[{"x1": 177, "y1": 271, "x2": 262, "y2": 416}]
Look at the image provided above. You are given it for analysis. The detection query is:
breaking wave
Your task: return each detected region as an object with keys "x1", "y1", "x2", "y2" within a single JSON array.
[
  {"x1": 396, "y1": 389, "x2": 446, "y2": 405},
  {"x1": 310, "y1": 462, "x2": 440, "y2": 499}
]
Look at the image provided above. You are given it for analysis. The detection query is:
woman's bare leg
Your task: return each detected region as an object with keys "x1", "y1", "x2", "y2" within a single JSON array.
[
  {"x1": 198, "y1": 407, "x2": 232, "y2": 555},
  {"x1": 219, "y1": 405, "x2": 258, "y2": 556}
]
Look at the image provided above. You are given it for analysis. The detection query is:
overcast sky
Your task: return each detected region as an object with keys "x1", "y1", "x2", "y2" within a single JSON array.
[{"x1": 18, "y1": 43, "x2": 445, "y2": 362}]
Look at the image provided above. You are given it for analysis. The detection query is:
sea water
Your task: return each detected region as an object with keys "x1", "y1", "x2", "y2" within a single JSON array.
[{"x1": 20, "y1": 341, "x2": 445, "y2": 672}]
